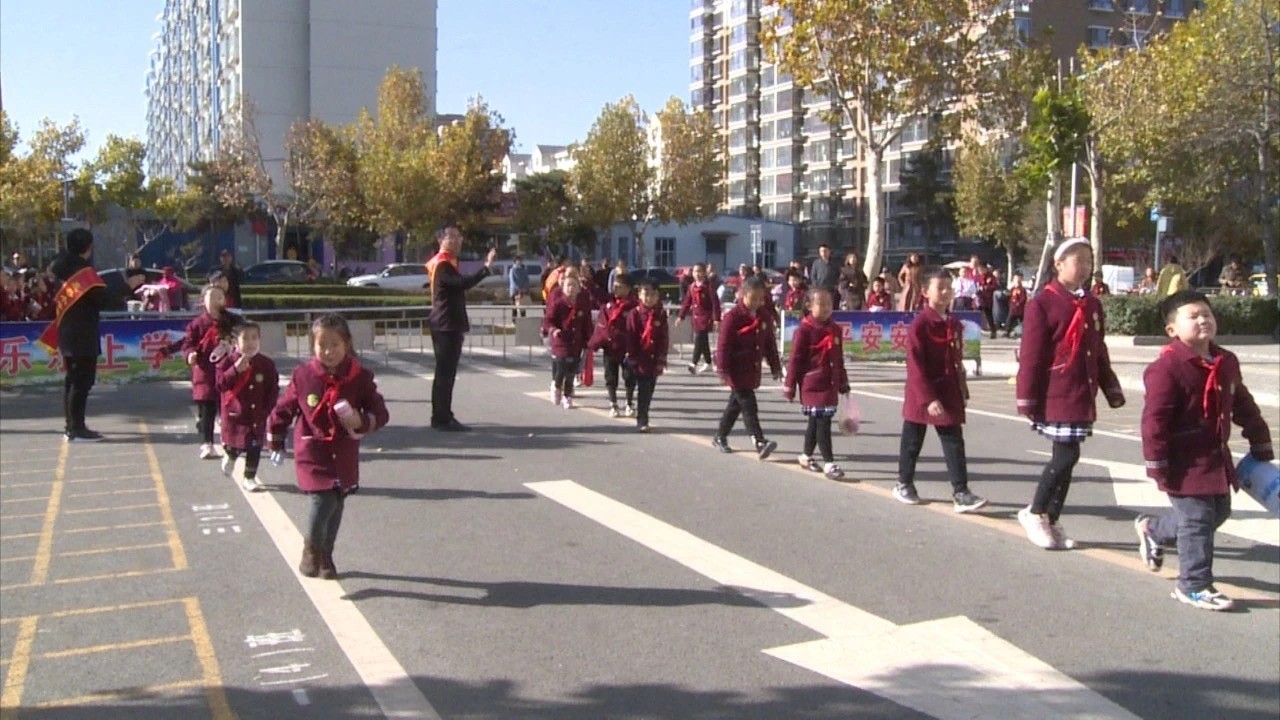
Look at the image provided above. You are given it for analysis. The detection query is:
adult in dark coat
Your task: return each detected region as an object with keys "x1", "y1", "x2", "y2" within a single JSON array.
[
  {"x1": 47, "y1": 229, "x2": 143, "y2": 440},
  {"x1": 808, "y1": 244, "x2": 839, "y2": 294},
  {"x1": 426, "y1": 227, "x2": 495, "y2": 431},
  {"x1": 218, "y1": 249, "x2": 244, "y2": 308}
]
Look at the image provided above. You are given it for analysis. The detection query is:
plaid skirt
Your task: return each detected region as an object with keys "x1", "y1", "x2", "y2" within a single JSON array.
[
  {"x1": 803, "y1": 405, "x2": 839, "y2": 418},
  {"x1": 1031, "y1": 420, "x2": 1093, "y2": 442}
]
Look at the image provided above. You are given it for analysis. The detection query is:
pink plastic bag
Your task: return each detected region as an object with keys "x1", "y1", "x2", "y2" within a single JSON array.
[{"x1": 838, "y1": 393, "x2": 860, "y2": 435}]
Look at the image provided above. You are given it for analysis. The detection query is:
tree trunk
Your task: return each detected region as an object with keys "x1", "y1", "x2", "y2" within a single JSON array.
[
  {"x1": 1087, "y1": 148, "x2": 1105, "y2": 271},
  {"x1": 1006, "y1": 245, "x2": 1015, "y2": 278},
  {"x1": 863, "y1": 142, "x2": 886, "y2": 280},
  {"x1": 1260, "y1": 135, "x2": 1278, "y2": 297},
  {"x1": 1034, "y1": 175, "x2": 1062, "y2": 292}
]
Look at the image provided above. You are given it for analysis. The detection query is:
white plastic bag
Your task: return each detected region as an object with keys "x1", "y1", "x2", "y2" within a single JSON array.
[{"x1": 837, "y1": 393, "x2": 860, "y2": 435}]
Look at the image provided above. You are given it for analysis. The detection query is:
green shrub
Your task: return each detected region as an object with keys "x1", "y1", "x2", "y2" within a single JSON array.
[
  {"x1": 241, "y1": 295, "x2": 432, "y2": 311},
  {"x1": 1102, "y1": 294, "x2": 1279, "y2": 336},
  {"x1": 240, "y1": 284, "x2": 421, "y2": 297}
]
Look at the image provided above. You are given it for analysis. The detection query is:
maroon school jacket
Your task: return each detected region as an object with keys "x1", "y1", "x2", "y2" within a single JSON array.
[
  {"x1": 1016, "y1": 281, "x2": 1123, "y2": 424},
  {"x1": 542, "y1": 290, "x2": 594, "y2": 359},
  {"x1": 216, "y1": 351, "x2": 280, "y2": 450},
  {"x1": 678, "y1": 281, "x2": 721, "y2": 333},
  {"x1": 625, "y1": 303, "x2": 669, "y2": 377},
  {"x1": 1142, "y1": 341, "x2": 1273, "y2": 496},
  {"x1": 976, "y1": 272, "x2": 998, "y2": 309},
  {"x1": 588, "y1": 296, "x2": 637, "y2": 361},
  {"x1": 782, "y1": 286, "x2": 807, "y2": 312},
  {"x1": 784, "y1": 315, "x2": 849, "y2": 408},
  {"x1": 182, "y1": 311, "x2": 237, "y2": 402},
  {"x1": 1008, "y1": 285, "x2": 1028, "y2": 318},
  {"x1": 903, "y1": 308, "x2": 968, "y2": 426},
  {"x1": 866, "y1": 290, "x2": 893, "y2": 311},
  {"x1": 267, "y1": 357, "x2": 389, "y2": 494},
  {"x1": 716, "y1": 302, "x2": 781, "y2": 391}
]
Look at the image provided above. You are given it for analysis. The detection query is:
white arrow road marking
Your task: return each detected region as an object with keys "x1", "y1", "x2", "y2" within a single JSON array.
[
  {"x1": 1034, "y1": 452, "x2": 1280, "y2": 547},
  {"x1": 527, "y1": 479, "x2": 1139, "y2": 720}
]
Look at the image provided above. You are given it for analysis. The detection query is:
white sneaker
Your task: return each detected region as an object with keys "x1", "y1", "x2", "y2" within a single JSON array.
[
  {"x1": 200, "y1": 443, "x2": 218, "y2": 460},
  {"x1": 1018, "y1": 507, "x2": 1056, "y2": 549},
  {"x1": 574, "y1": 375, "x2": 583, "y2": 388},
  {"x1": 1049, "y1": 522, "x2": 1077, "y2": 550},
  {"x1": 687, "y1": 363, "x2": 698, "y2": 375},
  {"x1": 624, "y1": 404, "x2": 636, "y2": 417},
  {"x1": 561, "y1": 396, "x2": 574, "y2": 410},
  {"x1": 695, "y1": 361, "x2": 709, "y2": 374},
  {"x1": 823, "y1": 462, "x2": 845, "y2": 480},
  {"x1": 550, "y1": 383, "x2": 562, "y2": 405},
  {"x1": 241, "y1": 475, "x2": 264, "y2": 492},
  {"x1": 609, "y1": 404, "x2": 621, "y2": 418},
  {"x1": 220, "y1": 453, "x2": 233, "y2": 476},
  {"x1": 797, "y1": 454, "x2": 821, "y2": 472}
]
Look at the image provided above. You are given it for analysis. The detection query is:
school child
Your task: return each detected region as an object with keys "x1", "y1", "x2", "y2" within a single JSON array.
[
  {"x1": 713, "y1": 276, "x2": 782, "y2": 459},
  {"x1": 183, "y1": 285, "x2": 239, "y2": 459},
  {"x1": 893, "y1": 270, "x2": 988, "y2": 511},
  {"x1": 0, "y1": 272, "x2": 23, "y2": 322},
  {"x1": 1135, "y1": 291, "x2": 1272, "y2": 611},
  {"x1": 588, "y1": 273, "x2": 638, "y2": 417},
  {"x1": 781, "y1": 269, "x2": 808, "y2": 313},
  {"x1": 267, "y1": 314, "x2": 389, "y2": 579},
  {"x1": 542, "y1": 272, "x2": 593, "y2": 409},
  {"x1": 676, "y1": 263, "x2": 721, "y2": 374},
  {"x1": 783, "y1": 288, "x2": 849, "y2": 480},
  {"x1": 215, "y1": 321, "x2": 279, "y2": 492},
  {"x1": 625, "y1": 279, "x2": 669, "y2": 433},
  {"x1": 865, "y1": 277, "x2": 893, "y2": 312},
  {"x1": 1091, "y1": 271, "x2": 1110, "y2": 296},
  {"x1": 1016, "y1": 238, "x2": 1125, "y2": 550},
  {"x1": 1005, "y1": 273, "x2": 1028, "y2": 337}
]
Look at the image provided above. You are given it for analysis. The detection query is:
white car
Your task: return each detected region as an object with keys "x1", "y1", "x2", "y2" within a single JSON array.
[{"x1": 346, "y1": 263, "x2": 430, "y2": 291}]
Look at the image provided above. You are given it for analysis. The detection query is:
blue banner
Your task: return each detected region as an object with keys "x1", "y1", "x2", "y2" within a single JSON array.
[
  {"x1": 781, "y1": 311, "x2": 983, "y2": 361},
  {"x1": 0, "y1": 319, "x2": 191, "y2": 387}
]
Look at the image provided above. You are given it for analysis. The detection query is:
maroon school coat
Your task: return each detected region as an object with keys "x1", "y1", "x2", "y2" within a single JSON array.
[
  {"x1": 976, "y1": 272, "x2": 997, "y2": 309},
  {"x1": 625, "y1": 303, "x2": 670, "y2": 377},
  {"x1": 216, "y1": 351, "x2": 280, "y2": 450},
  {"x1": 542, "y1": 290, "x2": 594, "y2": 359},
  {"x1": 588, "y1": 297, "x2": 637, "y2": 361},
  {"x1": 866, "y1": 289, "x2": 893, "y2": 311},
  {"x1": 1142, "y1": 342, "x2": 1273, "y2": 496},
  {"x1": 784, "y1": 315, "x2": 849, "y2": 408},
  {"x1": 267, "y1": 357, "x2": 389, "y2": 493},
  {"x1": 903, "y1": 307, "x2": 968, "y2": 426},
  {"x1": 678, "y1": 281, "x2": 721, "y2": 333},
  {"x1": 1008, "y1": 285, "x2": 1028, "y2": 318},
  {"x1": 1016, "y1": 281, "x2": 1123, "y2": 424},
  {"x1": 782, "y1": 286, "x2": 807, "y2": 313},
  {"x1": 716, "y1": 302, "x2": 781, "y2": 391},
  {"x1": 182, "y1": 311, "x2": 237, "y2": 402}
]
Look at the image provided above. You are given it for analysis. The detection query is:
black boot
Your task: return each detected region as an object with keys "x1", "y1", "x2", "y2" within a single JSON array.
[{"x1": 299, "y1": 543, "x2": 320, "y2": 577}]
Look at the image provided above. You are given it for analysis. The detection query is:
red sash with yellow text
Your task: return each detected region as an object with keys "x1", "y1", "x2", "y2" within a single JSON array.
[{"x1": 36, "y1": 266, "x2": 105, "y2": 354}]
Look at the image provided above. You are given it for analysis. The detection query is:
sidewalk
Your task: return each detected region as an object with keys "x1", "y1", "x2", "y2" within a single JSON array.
[{"x1": 977, "y1": 336, "x2": 1280, "y2": 408}]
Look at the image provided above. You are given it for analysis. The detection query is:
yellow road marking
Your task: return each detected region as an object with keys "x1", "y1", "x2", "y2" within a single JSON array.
[
  {"x1": 141, "y1": 421, "x2": 188, "y2": 571},
  {"x1": 66, "y1": 487, "x2": 155, "y2": 499},
  {"x1": 61, "y1": 520, "x2": 163, "y2": 535},
  {"x1": 26, "y1": 443, "x2": 67, "y2": 586},
  {"x1": 0, "y1": 496, "x2": 52, "y2": 504},
  {"x1": 62, "y1": 502, "x2": 159, "y2": 515},
  {"x1": 39, "y1": 598, "x2": 188, "y2": 619},
  {"x1": 0, "y1": 512, "x2": 45, "y2": 521},
  {"x1": 66, "y1": 474, "x2": 154, "y2": 485},
  {"x1": 183, "y1": 597, "x2": 234, "y2": 720},
  {"x1": 27, "y1": 680, "x2": 204, "y2": 709},
  {"x1": 36, "y1": 635, "x2": 190, "y2": 660},
  {"x1": 51, "y1": 567, "x2": 181, "y2": 585},
  {"x1": 57, "y1": 542, "x2": 170, "y2": 559},
  {"x1": 67, "y1": 462, "x2": 149, "y2": 472},
  {"x1": 0, "y1": 615, "x2": 38, "y2": 717}
]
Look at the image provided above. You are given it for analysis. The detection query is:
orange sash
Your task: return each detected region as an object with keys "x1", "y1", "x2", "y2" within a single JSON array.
[
  {"x1": 36, "y1": 266, "x2": 105, "y2": 354},
  {"x1": 425, "y1": 251, "x2": 459, "y2": 299}
]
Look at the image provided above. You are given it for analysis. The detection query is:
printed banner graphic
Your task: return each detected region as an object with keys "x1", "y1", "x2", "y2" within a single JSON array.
[
  {"x1": 781, "y1": 311, "x2": 983, "y2": 362},
  {"x1": 0, "y1": 319, "x2": 190, "y2": 387}
]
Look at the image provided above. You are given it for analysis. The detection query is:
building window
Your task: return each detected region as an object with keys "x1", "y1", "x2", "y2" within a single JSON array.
[
  {"x1": 730, "y1": 0, "x2": 749, "y2": 19},
  {"x1": 1129, "y1": 0, "x2": 1151, "y2": 13},
  {"x1": 1164, "y1": 0, "x2": 1186, "y2": 16},
  {"x1": 775, "y1": 145, "x2": 792, "y2": 166},
  {"x1": 729, "y1": 102, "x2": 748, "y2": 123},
  {"x1": 776, "y1": 90, "x2": 793, "y2": 112},
  {"x1": 1088, "y1": 0, "x2": 1114, "y2": 10},
  {"x1": 730, "y1": 24, "x2": 748, "y2": 46},
  {"x1": 761, "y1": 94, "x2": 775, "y2": 115},
  {"x1": 761, "y1": 175, "x2": 776, "y2": 196},
  {"x1": 691, "y1": 64, "x2": 704, "y2": 82},
  {"x1": 761, "y1": 121, "x2": 775, "y2": 142},
  {"x1": 775, "y1": 201, "x2": 792, "y2": 220},
  {"x1": 762, "y1": 240, "x2": 777, "y2": 268},
  {"x1": 776, "y1": 173, "x2": 792, "y2": 194},
  {"x1": 729, "y1": 180, "x2": 746, "y2": 200},
  {"x1": 691, "y1": 40, "x2": 704, "y2": 59},
  {"x1": 1014, "y1": 17, "x2": 1032, "y2": 43},
  {"x1": 803, "y1": 114, "x2": 829, "y2": 135},
  {"x1": 729, "y1": 153, "x2": 747, "y2": 173},
  {"x1": 777, "y1": 117, "x2": 793, "y2": 138},
  {"x1": 654, "y1": 237, "x2": 676, "y2": 267},
  {"x1": 762, "y1": 66, "x2": 775, "y2": 88},
  {"x1": 1088, "y1": 26, "x2": 1112, "y2": 48}
]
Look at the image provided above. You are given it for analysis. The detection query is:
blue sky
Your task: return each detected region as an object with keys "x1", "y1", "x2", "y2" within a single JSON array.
[{"x1": 1, "y1": 0, "x2": 690, "y2": 161}]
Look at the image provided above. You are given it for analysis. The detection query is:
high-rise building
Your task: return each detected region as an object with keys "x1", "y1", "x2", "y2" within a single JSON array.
[
  {"x1": 145, "y1": 0, "x2": 438, "y2": 187},
  {"x1": 690, "y1": 0, "x2": 1194, "y2": 262}
]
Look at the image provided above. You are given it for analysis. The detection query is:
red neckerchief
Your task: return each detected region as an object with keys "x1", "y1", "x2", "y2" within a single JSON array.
[
  {"x1": 606, "y1": 299, "x2": 632, "y2": 328},
  {"x1": 228, "y1": 353, "x2": 257, "y2": 397},
  {"x1": 691, "y1": 282, "x2": 706, "y2": 308},
  {"x1": 640, "y1": 306, "x2": 658, "y2": 351},
  {"x1": 737, "y1": 305, "x2": 761, "y2": 336},
  {"x1": 1047, "y1": 283, "x2": 1088, "y2": 371},
  {"x1": 925, "y1": 310, "x2": 959, "y2": 375},
  {"x1": 309, "y1": 357, "x2": 362, "y2": 441},
  {"x1": 804, "y1": 315, "x2": 839, "y2": 360},
  {"x1": 199, "y1": 314, "x2": 228, "y2": 353},
  {"x1": 1197, "y1": 353, "x2": 1223, "y2": 433}
]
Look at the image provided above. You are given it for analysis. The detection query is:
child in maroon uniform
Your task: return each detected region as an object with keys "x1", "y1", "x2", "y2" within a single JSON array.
[
  {"x1": 1135, "y1": 291, "x2": 1272, "y2": 611},
  {"x1": 865, "y1": 277, "x2": 893, "y2": 312},
  {"x1": 183, "y1": 285, "x2": 239, "y2": 459},
  {"x1": 625, "y1": 280, "x2": 669, "y2": 432},
  {"x1": 676, "y1": 263, "x2": 720, "y2": 374},
  {"x1": 268, "y1": 315, "x2": 389, "y2": 579},
  {"x1": 714, "y1": 276, "x2": 782, "y2": 459},
  {"x1": 542, "y1": 273, "x2": 593, "y2": 409},
  {"x1": 783, "y1": 288, "x2": 849, "y2": 480},
  {"x1": 216, "y1": 322, "x2": 279, "y2": 492},
  {"x1": 1016, "y1": 238, "x2": 1125, "y2": 550},
  {"x1": 894, "y1": 270, "x2": 988, "y2": 512},
  {"x1": 588, "y1": 273, "x2": 638, "y2": 417},
  {"x1": 1005, "y1": 273, "x2": 1028, "y2": 337},
  {"x1": 781, "y1": 269, "x2": 808, "y2": 313},
  {"x1": 976, "y1": 266, "x2": 999, "y2": 339}
]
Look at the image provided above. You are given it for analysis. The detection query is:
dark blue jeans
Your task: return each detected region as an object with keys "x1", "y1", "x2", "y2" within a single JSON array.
[
  {"x1": 1148, "y1": 494, "x2": 1231, "y2": 593},
  {"x1": 306, "y1": 489, "x2": 346, "y2": 552}
]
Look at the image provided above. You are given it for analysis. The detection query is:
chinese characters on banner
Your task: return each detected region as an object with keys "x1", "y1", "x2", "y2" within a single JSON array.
[
  {"x1": 0, "y1": 319, "x2": 190, "y2": 387},
  {"x1": 781, "y1": 311, "x2": 983, "y2": 362}
]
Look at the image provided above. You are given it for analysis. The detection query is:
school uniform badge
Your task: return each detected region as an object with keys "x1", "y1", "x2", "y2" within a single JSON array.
[
  {"x1": 255, "y1": 373, "x2": 264, "y2": 383},
  {"x1": 306, "y1": 393, "x2": 320, "y2": 408}
]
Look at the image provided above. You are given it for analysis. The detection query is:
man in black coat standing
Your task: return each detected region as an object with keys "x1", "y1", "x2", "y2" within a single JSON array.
[
  {"x1": 47, "y1": 229, "x2": 143, "y2": 441},
  {"x1": 426, "y1": 226, "x2": 496, "y2": 432},
  {"x1": 218, "y1": 249, "x2": 244, "y2": 308}
]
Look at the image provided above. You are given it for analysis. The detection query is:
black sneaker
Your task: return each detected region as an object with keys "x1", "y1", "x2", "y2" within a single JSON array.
[
  {"x1": 712, "y1": 436, "x2": 732, "y2": 453},
  {"x1": 952, "y1": 491, "x2": 988, "y2": 514},
  {"x1": 893, "y1": 483, "x2": 922, "y2": 505},
  {"x1": 754, "y1": 438, "x2": 777, "y2": 461},
  {"x1": 65, "y1": 428, "x2": 104, "y2": 442},
  {"x1": 1135, "y1": 515, "x2": 1164, "y2": 571}
]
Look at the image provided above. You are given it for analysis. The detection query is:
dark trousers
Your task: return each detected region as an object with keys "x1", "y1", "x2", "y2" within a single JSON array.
[
  {"x1": 605, "y1": 357, "x2": 636, "y2": 407},
  {"x1": 635, "y1": 374, "x2": 657, "y2": 426},
  {"x1": 552, "y1": 355, "x2": 581, "y2": 398},
  {"x1": 804, "y1": 415, "x2": 834, "y2": 463},
  {"x1": 898, "y1": 420, "x2": 970, "y2": 493},
  {"x1": 306, "y1": 489, "x2": 346, "y2": 552},
  {"x1": 1031, "y1": 440, "x2": 1081, "y2": 523},
  {"x1": 718, "y1": 388, "x2": 763, "y2": 440},
  {"x1": 980, "y1": 307, "x2": 996, "y2": 338},
  {"x1": 690, "y1": 331, "x2": 713, "y2": 367},
  {"x1": 62, "y1": 355, "x2": 97, "y2": 433},
  {"x1": 223, "y1": 446, "x2": 262, "y2": 479},
  {"x1": 1005, "y1": 315, "x2": 1022, "y2": 337},
  {"x1": 431, "y1": 330, "x2": 464, "y2": 425},
  {"x1": 1147, "y1": 494, "x2": 1231, "y2": 593},
  {"x1": 195, "y1": 401, "x2": 218, "y2": 444}
]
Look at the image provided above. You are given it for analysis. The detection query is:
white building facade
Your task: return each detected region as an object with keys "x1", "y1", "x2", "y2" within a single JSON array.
[{"x1": 601, "y1": 214, "x2": 796, "y2": 272}]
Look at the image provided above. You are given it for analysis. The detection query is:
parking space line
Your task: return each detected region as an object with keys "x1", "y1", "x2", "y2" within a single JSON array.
[
  {"x1": 140, "y1": 422, "x2": 188, "y2": 572},
  {"x1": 37, "y1": 635, "x2": 190, "y2": 660},
  {"x1": 0, "y1": 496, "x2": 52, "y2": 504},
  {"x1": 57, "y1": 542, "x2": 170, "y2": 558},
  {"x1": 0, "y1": 555, "x2": 34, "y2": 564},
  {"x1": 0, "y1": 532, "x2": 40, "y2": 540},
  {"x1": 42, "y1": 598, "x2": 187, "y2": 618},
  {"x1": 0, "y1": 482, "x2": 52, "y2": 490},
  {"x1": 0, "y1": 615, "x2": 38, "y2": 716},
  {"x1": 26, "y1": 443, "x2": 67, "y2": 586},
  {"x1": 69, "y1": 463, "x2": 149, "y2": 472},
  {"x1": 182, "y1": 597, "x2": 234, "y2": 720},
  {"x1": 66, "y1": 474, "x2": 154, "y2": 485},
  {"x1": 62, "y1": 520, "x2": 163, "y2": 535},
  {"x1": 0, "y1": 469, "x2": 56, "y2": 478},
  {"x1": 62, "y1": 502, "x2": 159, "y2": 515},
  {"x1": 28, "y1": 680, "x2": 204, "y2": 710},
  {"x1": 52, "y1": 567, "x2": 181, "y2": 585},
  {"x1": 66, "y1": 487, "x2": 155, "y2": 499},
  {"x1": 0, "y1": 512, "x2": 45, "y2": 521}
]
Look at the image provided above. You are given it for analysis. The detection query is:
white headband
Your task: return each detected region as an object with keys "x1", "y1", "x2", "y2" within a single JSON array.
[{"x1": 1054, "y1": 238, "x2": 1091, "y2": 261}]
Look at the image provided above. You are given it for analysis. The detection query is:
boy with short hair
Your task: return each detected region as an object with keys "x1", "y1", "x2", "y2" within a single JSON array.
[
  {"x1": 866, "y1": 276, "x2": 893, "y2": 311},
  {"x1": 625, "y1": 280, "x2": 669, "y2": 433},
  {"x1": 676, "y1": 263, "x2": 720, "y2": 374},
  {"x1": 781, "y1": 269, "x2": 808, "y2": 312},
  {"x1": 714, "y1": 276, "x2": 782, "y2": 459},
  {"x1": 1005, "y1": 272, "x2": 1027, "y2": 337},
  {"x1": 1136, "y1": 291, "x2": 1272, "y2": 611}
]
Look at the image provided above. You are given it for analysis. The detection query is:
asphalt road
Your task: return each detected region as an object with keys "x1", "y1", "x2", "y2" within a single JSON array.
[{"x1": 1, "y1": 344, "x2": 1277, "y2": 720}]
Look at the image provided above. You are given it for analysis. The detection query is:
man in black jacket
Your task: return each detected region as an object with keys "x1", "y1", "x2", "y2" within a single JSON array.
[
  {"x1": 49, "y1": 229, "x2": 143, "y2": 441},
  {"x1": 426, "y1": 226, "x2": 496, "y2": 431}
]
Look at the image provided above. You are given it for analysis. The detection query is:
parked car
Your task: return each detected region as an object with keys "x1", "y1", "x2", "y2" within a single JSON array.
[
  {"x1": 99, "y1": 268, "x2": 198, "y2": 311},
  {"x1": 470, "y1": 264, "x2": 547, "y2": 303},
  {"x1": 242, "y1": 260, "x2": 315, "y2": 285},
  {"x1": 346, "y1": 263, "x2": 430, "y2": 291}
]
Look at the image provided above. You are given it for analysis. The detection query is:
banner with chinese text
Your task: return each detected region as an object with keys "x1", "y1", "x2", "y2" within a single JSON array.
[
  {"x1": 781, "y1": 311, "x2": 983, "y2": 362},
  {"x1": 0, "y1": 319, "x2": 190, "y2": 387}
]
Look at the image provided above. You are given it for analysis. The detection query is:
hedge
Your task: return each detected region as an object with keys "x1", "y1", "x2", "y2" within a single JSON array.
[
  {"x1": 1101, "y1": 294, "x2": 1280, "y2": 336},
  {"x1": 241, "y1": 295, "x2": 432, "y2": 310},
  {"x1": 240, "y1": 284, "x2": 421, "y2": 297}
]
